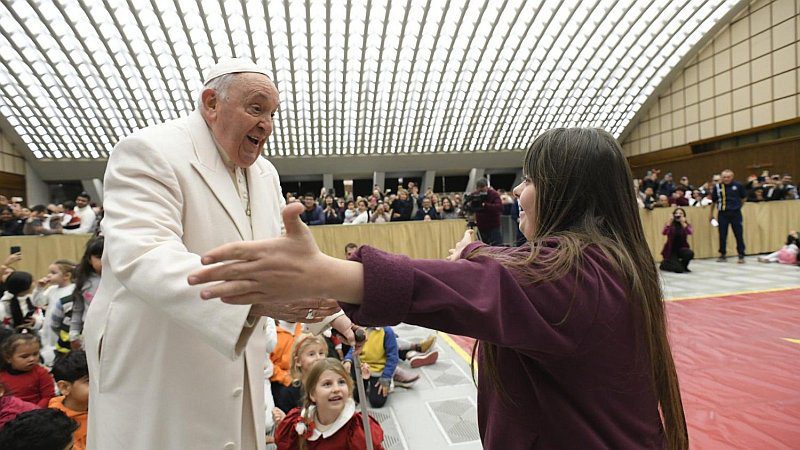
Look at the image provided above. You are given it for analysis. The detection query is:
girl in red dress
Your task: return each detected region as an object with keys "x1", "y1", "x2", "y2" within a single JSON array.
[{"x1": 274, "y1": 358, "x2": 384, "y2": 450}]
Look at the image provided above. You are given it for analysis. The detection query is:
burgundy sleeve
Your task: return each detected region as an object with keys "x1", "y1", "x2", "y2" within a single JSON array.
[
  {"x1": 36, "y1": 367, "x2": 55, "y2": 408},
  {"x1": 274, "y1": 408, "x2": 302, "y2": 450},
  {"x1": 341, "y1": 246, "x2": 607, "y2": 357}
]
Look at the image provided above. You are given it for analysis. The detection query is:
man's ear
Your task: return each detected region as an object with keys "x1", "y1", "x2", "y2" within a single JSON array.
[{"x1": 201, "y1": 89, "x2": 217, "y2": 118}]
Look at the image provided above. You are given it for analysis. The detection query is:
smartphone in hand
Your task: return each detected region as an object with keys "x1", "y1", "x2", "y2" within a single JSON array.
[{"x1": 10, "y1": 246, "x2": 21, "y2": 254}]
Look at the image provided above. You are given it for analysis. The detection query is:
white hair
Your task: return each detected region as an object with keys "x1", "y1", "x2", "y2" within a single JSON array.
[{"x1": 196, "y1": 73, "x2": 238, "y2": 110}]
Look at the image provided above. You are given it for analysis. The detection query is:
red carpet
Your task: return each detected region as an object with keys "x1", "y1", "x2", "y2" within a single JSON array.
[{"x1": 446, "y1": 288, "x2": 800, "y2": 449}]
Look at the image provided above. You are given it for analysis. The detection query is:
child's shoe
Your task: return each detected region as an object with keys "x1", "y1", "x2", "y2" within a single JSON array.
[
  {"x1": 409, "y1": 350, "x2": 439, "y2": 368},
  {"x1": 393, "y1": 366, "x2": 419, "y2": 388},
  {"x1": 418, "y1": 334, "x2": 437, "y2": 353}
]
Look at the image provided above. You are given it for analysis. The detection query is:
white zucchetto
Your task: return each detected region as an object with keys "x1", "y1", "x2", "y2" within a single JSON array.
[{"x1": 202, "y1": 58, "x2": 272, "y2": 84}]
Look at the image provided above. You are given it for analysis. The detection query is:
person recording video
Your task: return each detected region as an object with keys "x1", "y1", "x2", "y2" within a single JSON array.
[
  {"x1": 659, "y1": 208, "x2": 694, "y2": 273},
  {"x1": 465, "y1": 178, "x2": 504, "y2": 245}
]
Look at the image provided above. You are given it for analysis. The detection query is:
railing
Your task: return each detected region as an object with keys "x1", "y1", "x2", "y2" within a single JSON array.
[{"x1": 3, "y1": 201, "x2": 798, "y2": 277}]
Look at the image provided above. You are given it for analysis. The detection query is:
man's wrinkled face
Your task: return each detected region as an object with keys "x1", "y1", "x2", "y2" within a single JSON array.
[{"x1": 204, "y1": 73, "x2": 280, "y2": 168}]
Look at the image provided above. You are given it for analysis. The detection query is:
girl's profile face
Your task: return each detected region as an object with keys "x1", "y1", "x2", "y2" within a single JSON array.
[
  {"x1": 310, "y1": 369, "x2": 350, "y2": 416},
  {"x1": 296, "y1": 343, "x2": 328, "y2": 375},
  {"x1": 90, "y1": 255, "x2": 102, "y2": 274},
  {"x1": 513, "y1": 176, "x2": 536, "y2": 239},
  {"x1": 7, "y1": 341, "x2": 40, "y2": 372}
]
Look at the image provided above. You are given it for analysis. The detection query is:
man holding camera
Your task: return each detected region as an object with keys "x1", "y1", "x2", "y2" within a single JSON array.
[{"x1": 469, "y1": 178, "x2": 504, "y2": 246}]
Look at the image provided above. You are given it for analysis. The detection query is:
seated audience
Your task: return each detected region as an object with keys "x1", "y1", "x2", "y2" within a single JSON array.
[
  {"x1": 343, "y1": 326, "x2": 398, "y2": 409},
  {"x1": 274, "y1": 358, "x2": 385, "y2": 450},
  {"x1": 23, "y1": 205, "x2": 62, "y2": 235},
  {"x1": 0, "y1": 208, "x2": 24, "y2": 236},
  {"x1": 1, "y1": 272, "x2": 43, "y2": 332},
  {"x1": 369, "y1": 204, "x2": 391, "y2": 224},
  {"x1": 49, "y1": 350, "x2": 88, "y2": 450},
  {"x1": 343, "y1": 201, "x2": 357, "y2": 224},
  {"x1": 641, "y1": 187, "x2": 657, "y2": 210},
  {"x1": 62, "y1": 193, "x2": 96, "y2": 235},
  {"x1": 322, "y1": 195, "x2": 343, "y2": 225},
  {"x1": 413, "y1": 197, "x2": 440, "y2": 221},
  {"x1": 0, "y1": 379, "x2": 38, "y2": 429},
  {"x1": 300, "y1": 193, "x2": 325, "y2": 226},
  {"x1": 66, "y1": 237, "x2": 103, "y2": 350},
  {"x1": 439, "y1": 197, "x2": 461, "y2": 219},
  {"x1": 270, "y1": 320, "x2": 303, "y2": 413},
  {"x1": 0, "y1": 408, "x2": 78, "y2": 450},
  {"x1": 670, "y1": 187, "x2": 689, "y2": 206},
  {"x1": 0, "y1": 333, "x2": 54, "y2": 408},
  {"x1": 345, "y1": 200, "x2": 370, "y2": 225},
  {"x1": 758, "y1": 230, "x2": 799, "y2": 264},
  {"x1": 389, "y1": 190, "x2": 413, "y2": 222},
  {"x1": 659, "y1": 208, "x2": 694, "y2": 273}
]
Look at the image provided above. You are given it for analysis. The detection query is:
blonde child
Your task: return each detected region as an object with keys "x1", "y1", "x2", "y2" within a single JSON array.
[
  {"x1": 273, "y1": 333, "x2": 329, "y2": 415},
  {"x1": 275, "y1": 358, "x2": 384, "y2": 450},
  {"x1": 32, "y1": 259, "x2": 76, "y2": 361},
  {"x1": 0, "y1": 332, "x2": 54, "y2": 408},
  {"x1": 270, "y1": 320, "x2": 303, "y2": 412}
]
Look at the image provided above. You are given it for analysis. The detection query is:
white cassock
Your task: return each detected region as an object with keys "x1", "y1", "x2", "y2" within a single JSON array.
[{"x1": 84, "y1": 110, "x2": 284, "y2": 450}]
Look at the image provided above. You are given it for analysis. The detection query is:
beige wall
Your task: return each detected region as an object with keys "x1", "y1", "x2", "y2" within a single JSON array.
[
  {"x1": 623, "y1": 0, "x2": 799, "y2": 156},
  {"x1": 0, "y1": 130, "x2": 25, "y2": 175}
]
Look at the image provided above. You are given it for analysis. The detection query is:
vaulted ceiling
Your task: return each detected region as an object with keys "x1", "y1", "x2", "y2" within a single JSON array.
[{"x1": 0, "y1": 0, "x2": 744, "y2": 177}]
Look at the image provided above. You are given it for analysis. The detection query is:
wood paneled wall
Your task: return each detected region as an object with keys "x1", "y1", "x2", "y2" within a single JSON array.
[{"x1": 0, "y1": 172, "x2": 25, "y2": 201}]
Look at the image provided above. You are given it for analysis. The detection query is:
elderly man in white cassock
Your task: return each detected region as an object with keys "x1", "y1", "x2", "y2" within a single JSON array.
[{"x1": 83, "y1": 59, "x2": 352, "y2": 450}]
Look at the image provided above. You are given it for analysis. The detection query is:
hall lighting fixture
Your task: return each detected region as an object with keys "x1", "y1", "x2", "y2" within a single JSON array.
[{"x1": 0, "y1": 0, "x2": 738, "y2": 160}]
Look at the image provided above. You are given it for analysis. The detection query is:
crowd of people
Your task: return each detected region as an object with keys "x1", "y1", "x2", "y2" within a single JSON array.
[
  {"x1": 0, "y1": 234, "x2": 103, "y2": 449},
  {"x1": 0, "y1": 194, "x2": 101, "y2": 237},
  {"x1": 0, "y1": 57, "x2": 797, "y2": 450},
  {"x1": 634, "y1": 169, "x2": 797, "y2": 210},
  {"x1": 0, "y1": 228, "x2": 439, "y2": 448}
]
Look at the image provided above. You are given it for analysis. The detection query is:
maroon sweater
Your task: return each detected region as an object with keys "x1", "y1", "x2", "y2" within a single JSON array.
[
  {"x1": 0, "y1": 365, "x2": 55, "y2": 408},
  {"x1": 342, "y1": 243, "x2": 666, "y2": 449}
]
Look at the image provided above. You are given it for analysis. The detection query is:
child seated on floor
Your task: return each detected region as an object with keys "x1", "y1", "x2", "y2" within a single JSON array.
[
  {"x1": 0, "y1": 407, "x2": 79, "y2": 450},
  {"x1": 274, "y1": 358, "x2": 384, "y2": 450},
  {"x1": 268, "y1": 334, "x2": 330, "y2": 444},
  {"x1": 49, "y1": 350, "x2": 89, "y2": 450},
  {"x1": 270, "y1": 320, "x2": 304, "y2": 413},
  {"x1": 343, "y1": 326, "x2": 399, "y2": 408},
  {"x1": 758, "y1": 230, "x2": 799, "y2": 264},
  {"x1": 0, "y1": 332, "x2": 54, "y2": 408},
  {"x1": 1, "y1": 272, "x2": 44, "y2": 332},
  {"x1": 0, "y1": 379, "x2": 38, "y2": 428}
]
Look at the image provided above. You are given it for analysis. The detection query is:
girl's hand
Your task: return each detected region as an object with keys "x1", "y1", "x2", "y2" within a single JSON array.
[
  {"x1": 37, "y1": 276, "x2": 50, "y2": 288},
  {"x1": 447, "y1": 229, "x2": 475, "y2": 261},
  {"x1": 271, "y1": 407, "x2": 286, "y2": 424}
]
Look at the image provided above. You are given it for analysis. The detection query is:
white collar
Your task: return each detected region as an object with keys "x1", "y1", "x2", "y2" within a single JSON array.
[{"x1": 305, "y1": 398, "x2": 356, "y2": 441}]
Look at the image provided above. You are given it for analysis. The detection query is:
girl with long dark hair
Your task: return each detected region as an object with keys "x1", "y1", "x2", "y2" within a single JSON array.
[{"x1": 191, "y1": 128, "x2": 689, "y2": 449}]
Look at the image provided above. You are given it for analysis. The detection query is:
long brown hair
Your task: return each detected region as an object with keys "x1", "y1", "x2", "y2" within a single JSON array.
[
  {"x1": 470, "y1": 128, "x2": 687, "y2": 449},
  {"x1": 296, "y1": 358, "x2": 354, "y2": 450}
]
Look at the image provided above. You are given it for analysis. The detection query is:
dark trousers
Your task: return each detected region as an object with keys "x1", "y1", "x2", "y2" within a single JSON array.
[
  {"x1": 479, "y1": 227, "x2": 503, "y2": 246},
  {"x1": 271, "y1": 381, "x2": 301, "y2": 413},
  {"x1": 349, "y1": 367, "x2": 388, "y2": 408},
  {"x1": 718, "y1": 209, "x2": 745, "y2": 257},
  {"x1": 660, "y1": 248, "x2": 694, "y2": 273}
]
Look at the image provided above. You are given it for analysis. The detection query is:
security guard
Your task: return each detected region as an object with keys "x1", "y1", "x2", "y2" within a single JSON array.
[{"x1": 710, "y1": 169, "x2": 747, "y2": 263}]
